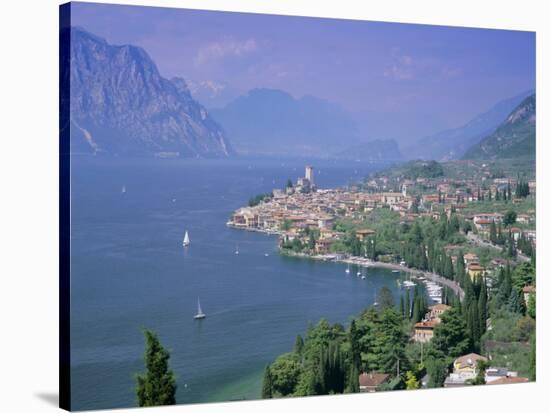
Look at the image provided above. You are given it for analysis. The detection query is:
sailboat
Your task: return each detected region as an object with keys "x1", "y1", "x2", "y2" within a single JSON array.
[
  {"x1": 345, "y1": 264, "x2": 350, "y2": 274},
  {"x1": 193, "y1": 297, "x2": 206, "y2": 320},
  {"x1": 183, "y1": 231, "x2": 190, "y2": 247},
  {"x1": 235, "y1": 244, "x2": 240, "y2": 255},
  {"x1": 121, "y1": 185, "x2": 126, "y2": 194}
]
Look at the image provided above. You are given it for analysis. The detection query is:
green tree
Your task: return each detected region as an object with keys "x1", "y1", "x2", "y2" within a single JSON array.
[
  {"x1": 261, "y1": 365, "x2": 274, "y2": 398},
  {"x1": 508, "y1": 288, "x2": 526, "y2": 315},
  {"x1": 136, "y1": 330, "x2": 177, "y2": 407},
  {"x1": 456, "y1": 251, "x2": 466, "y2": 284},
  {"x1": 503, "y1": 210, "x2": 517, "y2": 227},
  {"x1": 405, "y1": 371, "x2": 419, "y2": 389},
  {"x1": 270, "y1": 353, "x2": 302, "y2": 396},
  {"x1": 371, "y1": 308, "x2": 409, "y2": 374},
  {"x1": 346, "y1": 363, "x2": 360, "y2": 393},
  {"x1": 469, "y1": 360, "x2": 488, "y2": 385},
  {"x1": 527, "y1": 294, "x2": 536, "y2": 319},
  {"x1": 294, "y1": 335, "x2": 305, "y2": 356},
  {"x1": 497, "y1": 264, "x2": 513, "y2": 305},
  {"x1": 511, "y1": 263, "x2": 536, "y2": 289},
  {"x1": 426, "y1": 358, "x2": 448, "y2": 388},
  {"x1": 348, "y1": 320, "x2": 361, "y2": 370},
  {"x1": 377, "y1": 286, "x2": 394, "y2": 309},
  {"x1": 467, "y1": 303, "x2": 481, "y2": 352},
  {"x1": 478, "y1": 279, "x2": 488, "y2": 336},
  {"x1": 489, "y1": 221, "x2": 497, "y2": 244},
  {"x1": 430, "y1": 308, "x2": 471, "y2": 360}
]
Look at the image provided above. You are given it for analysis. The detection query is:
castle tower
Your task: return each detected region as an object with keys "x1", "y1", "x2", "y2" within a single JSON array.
[{"x1": 305, "y1": 165, "x2": 314, "y2": 187}]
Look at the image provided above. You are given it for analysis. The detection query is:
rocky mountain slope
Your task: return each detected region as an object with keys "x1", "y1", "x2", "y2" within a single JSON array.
[
  {"x1": 462, "y1": 94, "x2": 535, "y2": 160},
  {"x1": 403, "y1": 90, "x2": 533, "y2": 161},
  {"x1": 67, "y1": 28, "x2": 232, "y2": 157}
]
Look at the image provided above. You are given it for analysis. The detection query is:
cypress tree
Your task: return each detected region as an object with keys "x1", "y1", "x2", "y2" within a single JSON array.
[
  {"x1": 468, "y1": 304, "x2": 480, "y2": 352},
  {"x1": 294, "y1": 334, "x2": 305, "y2": 356},
  {"x1": 419, "y1": 294, "x2": 426, "y2": 321},
  {"x1": 497, "y1": 222, "x2": 503, "y2": 244},
  {"x1": 444, "y1": 255, "x2": 454, "y2": 279},
  {"x1": 349, "y1": 320, "x2": 361, "y2": 370},
  {"x1": 347, "y1": 363, "x2": 359, "y2": 393},
  {"x1": 412, "y1": 295, "x2": 423, "y2": 323},
  {"x1": 261, "y1": 365, "x2": 273, "y2": 398},
  {"x1": 136, "y1": 330, "x2": 177, "y2": 407},
  {"x1": 456, "y1": 251, "x2": 465, "y2": 285},
  {"x1": 317, "y1": 347, "x2": 327, "y2": 394},
  {"x1": 405, "y1": 290, "x2": 411, "y2": 320},
  {"x1": 489, "y1": 221, "x2": 497, "y2": 244},
  {"x1": 478, "y1": 279, "x2": 488, "y2": 336},
  {"x1": 508, "y1": 288, "x2": 526, "y2": 315},
  {"x1": 462, "y1": 273, "x2": 475, "y2": 310}
]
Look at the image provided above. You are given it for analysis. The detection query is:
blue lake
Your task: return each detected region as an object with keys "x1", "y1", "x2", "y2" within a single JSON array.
[{"x1": 70, "y1": 157, "x2": 412, "y2": 410}]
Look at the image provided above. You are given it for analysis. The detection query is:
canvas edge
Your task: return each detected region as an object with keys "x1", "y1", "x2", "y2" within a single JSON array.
[{"x1": 59, "y1": 2, "x2": 72, "y2": 411}]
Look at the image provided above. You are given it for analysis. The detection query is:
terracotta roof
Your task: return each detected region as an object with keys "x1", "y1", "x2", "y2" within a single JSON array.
[
  {"x1": 487, "y1": 376, "x2": 529, "y2": 385},
  {"x1": 356, "y1": 228, "x2": 376, "y2": 235},
  {"x1": 359, "y1": 373, "x2": 390, "y2": 387},
  {"x1": 415, "y1": 319, "x2": 440, "y2": 329}
]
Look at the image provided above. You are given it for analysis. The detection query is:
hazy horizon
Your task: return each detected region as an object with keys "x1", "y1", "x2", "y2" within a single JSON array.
[{"x1": 70, "y1": 2, "x2": 535, "y2": 144}]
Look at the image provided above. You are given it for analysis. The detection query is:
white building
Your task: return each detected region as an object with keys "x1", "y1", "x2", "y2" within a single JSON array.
[{"x1": 305, "y1": 165, "x2": 314, "y2": 187}]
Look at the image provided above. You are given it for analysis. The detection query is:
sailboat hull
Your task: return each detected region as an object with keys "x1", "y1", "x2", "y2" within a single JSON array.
[{"x1": 193, "y1": 314, "x2": 206, "y2": 320}]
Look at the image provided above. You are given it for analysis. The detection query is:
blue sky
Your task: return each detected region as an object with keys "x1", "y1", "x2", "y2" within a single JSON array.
[{"x1": 71, "y1": 2, "x2": 535, "y2": 142}]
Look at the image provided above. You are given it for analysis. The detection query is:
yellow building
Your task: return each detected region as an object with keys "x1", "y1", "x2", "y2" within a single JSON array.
[
  {"x1": 453, "y1": 353, "x2": 488, "y2": 375},
  {"x1": 467, "y1": 263, "x2": 485, "y2": 280}
]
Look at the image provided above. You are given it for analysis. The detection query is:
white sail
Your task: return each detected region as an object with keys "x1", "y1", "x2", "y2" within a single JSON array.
[
  {"x1": 183, "y1": 231, "x2": 190, "y2": 246},
  {"x1": 194, "y1": 296, "x2": 205, "y2": 319}
]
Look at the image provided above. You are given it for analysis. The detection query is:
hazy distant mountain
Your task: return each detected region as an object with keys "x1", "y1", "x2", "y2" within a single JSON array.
[
  {"x1": 66, "y1": 28, "x2": 232, "y2": 157},
  {"x1": 335, "y1": 139, "x2": 403, "y2": 162},
  {"x1": 403, "y1": 90, "x2": 533, "y2": 161},
  {"x1": 462, "y1": 94, "x2": 535, "y2": 160},
  {"x1": 210, "y1": 88, "x2": 361, "y2": 157},
  {"x1": 187, "y1": 79, "x2": 240, "y2": 109}
]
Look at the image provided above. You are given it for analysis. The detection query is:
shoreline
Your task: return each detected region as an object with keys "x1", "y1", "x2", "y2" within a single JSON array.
[
  {"x1": 283, "y1": 251, "x2": 465, "y2": 300},
  {"x1": 227, "y1": 223, "x2": 465, "y2": 300}
]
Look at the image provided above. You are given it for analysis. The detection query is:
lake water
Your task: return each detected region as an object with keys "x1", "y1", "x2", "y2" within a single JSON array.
[{"x1": 70, "y1": 157, "x2": 412, "y2": 410}]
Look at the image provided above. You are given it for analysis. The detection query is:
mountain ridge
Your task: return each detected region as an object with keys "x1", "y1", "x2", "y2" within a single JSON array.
[
  {"x1": 210, "y1": 88, "x2": 361, "y2": 158},
  {"x1": 403, "y1": 90, "x2": 533, "y2": 161},
  {"x1": 67, "y1": 27, "x2": 232, "y2": 157},
  {"x1": 462, "y1": 94, "x2": 535, "y2": 160}
]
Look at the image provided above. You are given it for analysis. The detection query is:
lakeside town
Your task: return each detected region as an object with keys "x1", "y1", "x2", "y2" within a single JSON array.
[{"x1": 228, "y1": 161, "x2": 536, "y2": 394}]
